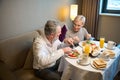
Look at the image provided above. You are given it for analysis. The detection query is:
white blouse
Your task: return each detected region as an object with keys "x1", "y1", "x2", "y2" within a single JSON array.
[{"x1": 33, "y1": 35, "x2": 64, "y2": 70}]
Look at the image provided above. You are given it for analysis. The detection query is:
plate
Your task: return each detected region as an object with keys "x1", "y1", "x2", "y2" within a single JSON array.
[
  {"x1": 90, "y1": 60, "x2": 106, "y2": 70},
  {"x1": 105, "y1": 46, "x2": 116, "y2": 50},
  {"x1": 74, "y1": 46, "x2": 83, "y2": 55},
  {"x1": 100, "y1": 49, "x2": 116, "y2": 59},
  {"x1": 79, "y1": 41, "x2": 85, "y2": 47},
  {"x1": 65, "y1": 54, "x2": 78, "y2": 59},
  {"x1": 90, "y1": 51, "x2": 101, "y2": 57},
  {"x1": 79, "y1": 41, "x2": 96, "y2": 48},
  {"x1": 66, "y1": 50, "x2": 80, "y2": 59},
  {"x1": 67, "y1": 55, "x2": 78, "y2": 59},
  {"x1": 77, "y1": 58, "x2": 90, "y2": 66}
]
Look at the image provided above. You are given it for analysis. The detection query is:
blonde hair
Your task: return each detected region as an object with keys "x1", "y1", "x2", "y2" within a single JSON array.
[{"x1": 74, "y1": 15, "x2": 86, "y2": 24}]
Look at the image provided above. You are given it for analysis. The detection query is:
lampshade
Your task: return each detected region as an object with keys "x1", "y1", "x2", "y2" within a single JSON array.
[
  {"x1": 57, "y1": 6, "x2": 69, "y2": 22},
  {"x1": 70, "y1": 4, "x2": 78, "y2": 20}
]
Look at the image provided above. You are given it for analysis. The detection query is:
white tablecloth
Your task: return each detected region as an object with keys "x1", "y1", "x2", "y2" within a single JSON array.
[{"x1": 58, "y1": 41, "x2": 120, "y2": 80}]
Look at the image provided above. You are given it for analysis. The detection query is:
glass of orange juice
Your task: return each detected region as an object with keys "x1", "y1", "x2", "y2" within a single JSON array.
[
  {"x1": 100, "y1": 37, "x2": 105, "y2": 48},
  {"x1": 84, "y1": 44, "x2": 91, "y2": 56}
]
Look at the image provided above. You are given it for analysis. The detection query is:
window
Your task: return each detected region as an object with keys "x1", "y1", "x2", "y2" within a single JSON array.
[{"x1": 102, "y1": 0, "x2": 120, "y2": 14}]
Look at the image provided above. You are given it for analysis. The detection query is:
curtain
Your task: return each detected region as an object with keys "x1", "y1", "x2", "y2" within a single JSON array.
[{"x1": 80, "y1": 0, "x2": 100, "y2": 39}]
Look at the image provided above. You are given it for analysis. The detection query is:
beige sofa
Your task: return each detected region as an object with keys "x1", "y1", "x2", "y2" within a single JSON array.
[{"x1": 0, "y1": 30, "x2": 42, "y2": 80}]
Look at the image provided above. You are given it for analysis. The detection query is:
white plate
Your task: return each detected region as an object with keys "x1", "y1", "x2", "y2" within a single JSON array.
[
  {"x1": 98, "y1": 54, "x2": 110, "y2": 61},
  {"x1": 79, "y1": 41, "x2": 85, "y2": 47},
  {"x1": 67, "y1": 55, "x2": 78, "y2": 59},
  {"x1": 65, "y1": 54, "x2": 78, "y2": 59},
  {"x1": 74, "y1": 46, "x2": 83, "y2": 55},
  {"x1": 79, "y1": 41, "x2": 96, "y2": 48},
  {"x1": 105, "y1": 46, "x2": 116, "y2": 50},
  {"x1": 77, "y1": 58, "x2": 90, "y2": 66},
  {"x1": 90, "y1": 60, "x2": 106, "y2": 70}
]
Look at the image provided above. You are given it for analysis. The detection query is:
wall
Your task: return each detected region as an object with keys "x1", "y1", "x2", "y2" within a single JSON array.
[
  {"x1": 98, "y1": 15, "x2": 120, "y2": 43},
  {"x1": 1, "y1": 0, "x2": 119, "y2": 44},
  {"x1": 0, "y1": 0, "x2": 77, "y2": 40}
]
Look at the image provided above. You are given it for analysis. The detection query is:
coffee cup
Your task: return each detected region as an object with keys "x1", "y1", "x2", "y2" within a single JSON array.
[
  {"x1": 107, "y1": 41, "x2": 116, "y2": 49},
  {"x1": 79, "y1": 54, "x2": 88, "y2": 63}
]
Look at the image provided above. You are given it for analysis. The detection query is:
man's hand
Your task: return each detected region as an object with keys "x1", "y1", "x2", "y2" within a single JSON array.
[
  {"x1": 73, "y1": 36, "x2": 80, "y2": 43},
  {"x1": 86, "y1": 34, "x2": 91, "y2": 40},
  {"x1": 64, "y1": 38, "x2": 74, "y2": 46}
]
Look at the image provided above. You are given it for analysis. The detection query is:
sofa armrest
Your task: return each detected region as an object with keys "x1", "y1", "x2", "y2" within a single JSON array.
[{"x1": 0, "y1": 60, "x2": 16, "y2": 80}]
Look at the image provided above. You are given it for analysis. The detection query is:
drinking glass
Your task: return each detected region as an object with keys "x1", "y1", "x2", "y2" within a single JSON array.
[
  {"x1": 100, "y1": 37, "x2": 105, "y2": 48},
  {"x1": 84, "y1": 44, "x2": 91, "y2": 56}
]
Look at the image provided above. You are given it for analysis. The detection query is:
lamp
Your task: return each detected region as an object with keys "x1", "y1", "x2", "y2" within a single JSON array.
[
  {"x1": 70, "y1": 4, "x2": 78, "y2": 20},
  {"x1": 57, "y1": 6, "x2": 69, "y2": 22}
]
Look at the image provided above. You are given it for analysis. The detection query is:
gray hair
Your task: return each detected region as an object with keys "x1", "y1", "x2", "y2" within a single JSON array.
[
  {"x1": 44, "y1": 20, "x2": 58, "y2": 36},
  {"x1": 74, "y1": 15, "x2": 86, "y2": 24}
]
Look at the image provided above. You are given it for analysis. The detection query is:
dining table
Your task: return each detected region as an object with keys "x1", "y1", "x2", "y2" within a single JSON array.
[{"x1": 58, "y1": 41, "x2": 120, "y2": 80}]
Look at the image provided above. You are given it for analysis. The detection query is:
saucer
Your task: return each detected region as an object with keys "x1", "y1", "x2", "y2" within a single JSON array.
[
  {"x1": 98, "y1": 54, "x2": 110, "y2": 61},
  {"x1": 77, "y1": 58, "x2": 90, "y2": 66},
  {"x1": 105, "y1": 46, "x2": 116, "y2": 50}
]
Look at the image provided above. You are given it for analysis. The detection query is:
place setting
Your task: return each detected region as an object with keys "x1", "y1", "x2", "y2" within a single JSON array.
[
  {"x1": 65, "y1": 41, "x2": 83, "y2": 59},
  {"x1": 105, "y1": 41, "x2": 116, "y2": 50},
  {"x1": 76, "y1": 45, "x2": 100, "y2": 66},
  {"x1": 65, "y1": 48, "x2": 82, "y2": 59},
  {"x1": 98, "y1": 49, "x2": 115, "y2": 60},
  {"x1": 79, "y1": 40, "x2": 101, "y2": 57},
  {"x1": 98, "y1": 40, "x2": 116, "y2": 61},
  {"x1": 79, "y1": 40, "x2": 96, "y2": 48},
  {"x1": 77, "y1": 42, "x2": 93, "y2": 66},
  {"x1": 77, "y1": 54, "x2": 91, "y2": 66}
]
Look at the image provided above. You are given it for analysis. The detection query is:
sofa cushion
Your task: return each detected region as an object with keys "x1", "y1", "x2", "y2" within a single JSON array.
[
  {"x1": 0, "y1": 60, "x2": 16, "y2": 80},
  {"x1": 14, "y1": 69, "x2": 42, "y2": 80},
  {"x1": 23, "y1": 30, "x2": 42, "y2": 70},
  {"x1": 23, "y1": 47, "x2": 33, "y2": 70},
  {"x1": 0, "y1": 31, "x2": 40, "y2": 71},
  {"x1": 59, "y1": 25, "x2": 67, "y2": 42}
]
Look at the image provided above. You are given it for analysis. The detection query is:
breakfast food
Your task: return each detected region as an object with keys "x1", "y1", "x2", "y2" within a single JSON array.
[
  {"x1": 82, "y1": 40, "x2": 96, "y2": 47},
  {"x1": 91, "y1": 50, "x2": 100, "y2": 57},
  {"x1": 93, "y1": 58, "x2": 107, "y2": 69},
  {"x1": 82, "y1": 40, "x2": 100, "y2": 51},
  {"x1": 90, "y1": 46, "x2": 100, "y2": 57},
  {"x1": 108, "y1": 50, "x2": 115, "y2": 58},
  {"x1": 102, "y1": 50, "x2": 115, "y2": 58},
  {"x1": 82, "y1": 40, "x2": 100, "y2": 56},
  {"x1": 68, "y1": 50, "x2": 80, "y2": 58},
  {"x1": 92, "y1": 46, "x2": 100, "y2": 52}
]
